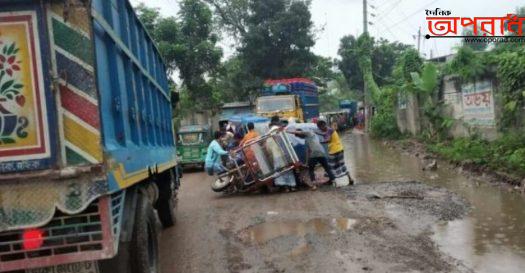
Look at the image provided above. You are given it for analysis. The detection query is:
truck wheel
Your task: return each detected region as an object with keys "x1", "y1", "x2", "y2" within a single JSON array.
[
  {"x1": 156, "y1": 170, "x2": 177, "y2": 228},
  {"x1": 131, "y1": 194, "x2": 160, "y2": 273},
  {"x1": 157, "y1": 194, "x2": 176, "y2": 228}
]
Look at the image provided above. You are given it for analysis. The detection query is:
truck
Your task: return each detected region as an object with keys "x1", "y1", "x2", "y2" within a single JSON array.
[
  {"x1": 256, "y1": 78, "x2": 319, "y2": 122},
  {"x1": 339, "y1": 100, "x2": 358, "y2": 116},
  {"x1": 0, "y1": 1, "x2": 180, "y2": 272}
]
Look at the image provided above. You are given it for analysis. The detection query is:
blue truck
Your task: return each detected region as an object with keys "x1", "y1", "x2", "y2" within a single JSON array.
[
  {"x1": 0, "y1": 1, "x2": 179, "y2": 272},
  {"x1": 339, "y1": 100, "x2": 358, "y2": 115},
  {"x1": 257, "y1": 78, "x2": 320, "y2": 122}
]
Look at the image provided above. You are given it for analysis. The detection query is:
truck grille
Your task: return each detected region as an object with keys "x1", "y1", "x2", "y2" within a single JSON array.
[{"x1": 0, "y1": 196, "x2": 116, "y2": 272}]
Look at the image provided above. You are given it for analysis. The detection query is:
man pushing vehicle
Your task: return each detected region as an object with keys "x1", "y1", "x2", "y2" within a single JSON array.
[{"x1": 287, "y1": 128, "x2": 336, "y2": 190}]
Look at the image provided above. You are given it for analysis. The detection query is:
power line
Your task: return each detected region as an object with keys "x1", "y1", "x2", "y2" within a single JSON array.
[
  {"x1": 375, "y1": 0, "x2": 402, "y2": 17},
  {"x1": 375, "y1": 0, "x2": 395, "y2": 8},
  {"x1": 375, "y1": 16, "x2": 400, "y2": 41},
  {"x1": 389, "y1": 0, "x2": 440, "y2": 29}
]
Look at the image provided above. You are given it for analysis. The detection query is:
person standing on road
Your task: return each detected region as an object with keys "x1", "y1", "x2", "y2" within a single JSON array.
[
  {"x1": 317, "y1": 119, "x2": 354, "y2": 184},
  {"x1": 205, "y1": 131, "x2": 229, "y2": 176},
  {"x1": 289, "y1": 129, "x2": 335, "y2": 189},
  {"x1": 240, "y1": 122, "x2": 259, "y2": 146}
]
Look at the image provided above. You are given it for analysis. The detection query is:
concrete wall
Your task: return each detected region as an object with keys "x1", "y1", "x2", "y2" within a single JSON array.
[
  {"x1": 396, "y1": 76, "x2": 501, "y2": 140},
  {"x1": 442, "y1": 76, "x2": 499, "y2": 140},
  {"x1": 396, "y1": 93, "x2": 421, "y2": 135}
]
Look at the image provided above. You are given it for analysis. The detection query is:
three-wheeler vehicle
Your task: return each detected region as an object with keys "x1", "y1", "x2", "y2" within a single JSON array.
[
  {"x1": 177, "y1": 125, "x2": 211, "y2": 169},
  {"x1": 211, "y1": 129, "x2": 302, "y2": 194}
]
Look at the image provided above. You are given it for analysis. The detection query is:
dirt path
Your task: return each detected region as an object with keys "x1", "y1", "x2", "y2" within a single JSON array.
[{"x1": 159, "y1": 170, "x2": 473, "y2": 273}]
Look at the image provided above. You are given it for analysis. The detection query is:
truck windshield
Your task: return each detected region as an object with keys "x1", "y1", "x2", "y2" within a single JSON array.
[
  {"x1": 257, "y1": 97, "x2": 295, "y2": 113},
  {"x1": 179, "y1": 133, "x2": 203, "y2": 145}
]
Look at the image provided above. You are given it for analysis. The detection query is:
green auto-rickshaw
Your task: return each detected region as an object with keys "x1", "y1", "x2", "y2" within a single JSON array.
[{"x1": 176, "y1": 125, "x2": 212, "y2": 169}]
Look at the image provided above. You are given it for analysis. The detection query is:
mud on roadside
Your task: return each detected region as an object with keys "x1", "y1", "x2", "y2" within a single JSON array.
[
  {"x1": 385, "y1": 139, "x2": 525, "y2": 192},
  {"x1": 223, "y1": 181, "x2": 472, "y2": 273}
]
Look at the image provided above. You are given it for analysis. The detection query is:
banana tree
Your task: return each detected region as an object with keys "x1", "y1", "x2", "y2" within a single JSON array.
[{"x1": 411, "y1": 63, "x2": 453, "y2": 141}]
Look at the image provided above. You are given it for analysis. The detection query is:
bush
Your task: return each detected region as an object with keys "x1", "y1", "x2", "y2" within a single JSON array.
[
  {"x1": 370, "y1": 111, "x2": 401, "y2": 139},
  {"x1": 490, "y1": 132, "x2": 525, "y2": 175},
  {"x1": 370, "y1": 87, "x2": 402, "y2": 139},
  {"x1": 429, "y1": 137, "x2": 490, "y2": 164},
  {"x1": 428, "y1": 132, "x2": 525, "y2": 176}
]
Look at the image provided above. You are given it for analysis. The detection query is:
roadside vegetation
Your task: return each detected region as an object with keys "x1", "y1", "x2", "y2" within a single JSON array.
[
  {"x1": 134, "y1": 0, "x2": 524, "y2": 177},
  {"x1": 345, "y1": 7, "x2": 525, "y2": 177},
  {"x1": 386, "y1": 43, "x2": 524, "y2": 177}
]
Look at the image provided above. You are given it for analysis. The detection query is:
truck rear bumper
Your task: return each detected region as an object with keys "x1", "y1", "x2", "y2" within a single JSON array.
[{"x1": 0, "y1": 192, "x2": 124, "y2": 272}]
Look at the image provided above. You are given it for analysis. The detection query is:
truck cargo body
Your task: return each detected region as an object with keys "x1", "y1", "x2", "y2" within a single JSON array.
[
  {"x1": 0, "y1": 0, "x2": 178, "y2": 272},
  {"x1": 259, "y1": 78, "x2": 320, "y2": 122}
]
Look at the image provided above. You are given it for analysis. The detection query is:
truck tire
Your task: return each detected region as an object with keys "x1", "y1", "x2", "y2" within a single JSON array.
[
  {"x1": 98, "y1": 242, "x2": 132, "y2": 273},
  {"x1": 131, "y1": 193, "x2": 160, "y2": 273},
  {"x1": 156, "y1": 170, "x2": 177, "y2": 228},
  {"x1": 157, "y1": 195, "x2": 175, "y2": 228},
  {"x1": 99, "y1": 193, "x2": 159, "y2": 273}
]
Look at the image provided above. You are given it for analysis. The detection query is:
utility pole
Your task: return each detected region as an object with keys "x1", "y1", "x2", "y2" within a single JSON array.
[
  {"x1": 417, "y1": 27, "x2": 421, "y2": 54},
  {"x1": 362, "y1": 0, "x2": 369, "y2": 132},
  {"x1": 363, "y1": 0, "x2": 368, "y2": 34}
]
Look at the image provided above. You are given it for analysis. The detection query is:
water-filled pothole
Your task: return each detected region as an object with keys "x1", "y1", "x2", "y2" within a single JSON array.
[{"x1": 239, "y1": 217, "x2": 357, "y2": 245}]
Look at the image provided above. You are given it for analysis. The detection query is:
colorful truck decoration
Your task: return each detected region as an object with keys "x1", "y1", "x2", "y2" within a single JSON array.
[{"x1": 0, "y1": 1, "x2": 180, "y2": 272}]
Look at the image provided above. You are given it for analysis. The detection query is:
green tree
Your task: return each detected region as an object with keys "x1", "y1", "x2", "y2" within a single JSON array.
[
  {"x1": 319, "y1": 73, "x2": 356, "y2": 112},
  {"x1": 135, "y1": 1, "x2": 222, "y2": 109},
  {"x1": 213, "y1": 55, "x2": 262, "y2": 103},
  {"x1": 447, "y1": 46, "x2": 484, "y2": 82},
  {"x1": 308, "y1": 56, "x2": 336, "y2": 89},
  {"x1": 175, "y1": 0, "x2": 222, "y2": 93},
  {"x1": 135, "y1": 3, "x2": 160, "y2": 34},
  {"x1": 203, "y1": 0, "x2": 249, "y2": 39},
  {"x1": 338, "y1": 35, "x2": 410, "y2": 93},
  {"x1": 337, "y1": 35, "x2": 363, "y2": 92},
  {"x1": 400, "y1": 49, "x2": 423, "y2": 84},
  {"x1": 497, "y1": 47, "x2": 525, "y2": 128},
  {"x1": 240, "y1": 0, "x2": 316, "y2": 79},
  {"x1": 461, "y1": 26, "x2": 488, "y2": 52},
  {"x1": 356, "y1": 33, "x2": 380, "y2": 100}
]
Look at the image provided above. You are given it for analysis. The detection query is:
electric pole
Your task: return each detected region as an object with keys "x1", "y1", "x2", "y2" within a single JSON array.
[
  {"x1": 363, "y1": 0, "x2": 368, "y2": 34},
  {"x1": 363, "y1": 0, "x2": 369, "y2": 132},
  {"x1": 417, "y1": 27, "x2": 421, "y2": 54}
]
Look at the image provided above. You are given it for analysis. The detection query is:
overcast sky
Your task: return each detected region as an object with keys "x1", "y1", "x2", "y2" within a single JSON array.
[{"x1": 131, "y1": 0, "x2": 524, "y2": 60}]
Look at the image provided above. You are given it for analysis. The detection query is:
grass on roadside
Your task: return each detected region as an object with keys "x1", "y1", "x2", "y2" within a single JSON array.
[{"x1": 427, "y1": 132, "x2": 525, "y2": 177}]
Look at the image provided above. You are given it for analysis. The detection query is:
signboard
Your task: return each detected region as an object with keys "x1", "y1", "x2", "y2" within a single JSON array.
[
  {"x1": 461, "y1": 80, "x2": 495, "y2": 127},
  {"x1": 397, "y1": 92, "x2": 407, "y2": 110},
  {"x1": 0, "y1": 11, "x2": 50, "y2": 164}
]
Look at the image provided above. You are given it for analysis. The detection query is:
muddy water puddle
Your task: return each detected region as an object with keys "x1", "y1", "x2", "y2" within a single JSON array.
[
  {"x1": 239, "y1": 217, "x2": 357, "y2": 245},
  {"x1": 346, "y1": 132, "x2": 525, "y2": 273}
]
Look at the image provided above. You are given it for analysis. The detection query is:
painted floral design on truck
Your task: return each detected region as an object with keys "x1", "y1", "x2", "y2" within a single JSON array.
[{"x1": 0, "y1": 41, "x2": 28, "y2": 145}]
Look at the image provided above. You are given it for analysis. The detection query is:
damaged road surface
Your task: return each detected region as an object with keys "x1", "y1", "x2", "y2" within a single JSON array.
[
  {"x1": 161, "y1": 177, "x2": 470, "y2": 273},
  {"x1": 160, "y1": 133, "x2": 525, "y2": 273}
]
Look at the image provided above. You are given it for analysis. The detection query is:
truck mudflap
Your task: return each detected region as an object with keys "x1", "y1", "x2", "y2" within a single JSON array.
[
  {"x1": 0, "y1": 174, "x2": 108, "y2": 233},
  {"x1": 0, "y1": 191, "x2": 125, "y2": 272}
]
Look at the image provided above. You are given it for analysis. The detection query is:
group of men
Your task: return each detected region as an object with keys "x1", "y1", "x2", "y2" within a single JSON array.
[{"x1": 204, "y1": 115, "x2": 353, "y2": 190}]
